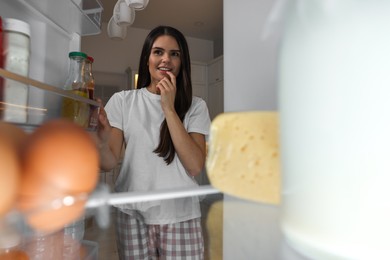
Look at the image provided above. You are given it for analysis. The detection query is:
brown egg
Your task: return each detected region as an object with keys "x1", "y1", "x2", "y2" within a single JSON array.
[
  {"x1": 0, "y1": 250, "x2": 29, "y2": 260},
  {"x1": 17, "y1": 173, "x2": 86, "y2": 232},
  {"x1": 18, "y1": 119, "x2": 99, "y2": 232},
  {"x1": 21, "y1": 119, "x2": 99, "y2": 193},
  {"x1": 0, "y1": 122, "x2": 24, "y2": 217},
  {"x1": 0, "y1": 121, "x2": 29, "y2": 154}
]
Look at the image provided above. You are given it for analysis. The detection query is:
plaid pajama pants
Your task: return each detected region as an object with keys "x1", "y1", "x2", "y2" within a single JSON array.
[{"x1": 115, "y1": 209, "x2": 204, "y2": 260}]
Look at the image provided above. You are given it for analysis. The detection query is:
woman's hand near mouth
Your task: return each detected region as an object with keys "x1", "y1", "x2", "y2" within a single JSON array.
[{"x1": 157, "y1": 71, "x2": 176, "y2": 114}]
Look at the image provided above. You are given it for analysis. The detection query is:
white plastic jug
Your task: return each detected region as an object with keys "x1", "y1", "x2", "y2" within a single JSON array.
[{"x1": 279, "y1": 1, "x2": 390, "y2": 259}]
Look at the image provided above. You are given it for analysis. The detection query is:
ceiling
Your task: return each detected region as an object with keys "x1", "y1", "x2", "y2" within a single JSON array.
[{"x1": 99, "y1": 0, "x2": 223, "y2": 42}]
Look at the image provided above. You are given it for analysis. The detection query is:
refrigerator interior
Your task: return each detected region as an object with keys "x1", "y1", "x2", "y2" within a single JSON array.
[
  {"x1": 0, "y1": 0, "x2": 104, "y2": 258},
  {"x1": 0, "y1": 3, "x2": 227, "y2": 259},
  {"x1": 0, "y1": 0, "x2": 102, "y2": 126},
  {"x1": 1, "y1": 1, "x2": 307, "y2": 259}
]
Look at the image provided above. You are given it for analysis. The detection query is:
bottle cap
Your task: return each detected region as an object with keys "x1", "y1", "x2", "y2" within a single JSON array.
[
  {"x1": 2, "y1": 18, "x2": 31, "y2": 37},
  {"x1": 69, "y1": 51, "x2": 88, "y2": 59}
]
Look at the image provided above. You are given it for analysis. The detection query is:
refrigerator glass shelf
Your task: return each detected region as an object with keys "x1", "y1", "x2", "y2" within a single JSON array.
[{"x1": 0, "y1": 68, "x2": 100, "y2": 131}]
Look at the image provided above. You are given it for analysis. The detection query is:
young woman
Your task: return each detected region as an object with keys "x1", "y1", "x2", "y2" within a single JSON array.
[{"x1": 97, "y1": 26, "x2": 210, "y2": 259}]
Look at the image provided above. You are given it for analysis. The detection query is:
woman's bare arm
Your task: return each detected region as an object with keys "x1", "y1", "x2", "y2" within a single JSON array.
[{"x1": 94, "y1": 107, "x2": 124, "y2": 171}]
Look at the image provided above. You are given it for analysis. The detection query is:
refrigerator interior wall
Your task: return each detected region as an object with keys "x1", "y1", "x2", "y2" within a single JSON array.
[{"x1": 0, "y1": 0, "x2": 101, "y2": 125}]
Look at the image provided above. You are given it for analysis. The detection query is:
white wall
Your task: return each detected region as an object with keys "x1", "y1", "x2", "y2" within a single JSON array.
[
  {"x1": 224, "y1": 0, "x2": 281, "y2": 112},
  {"x1": 81, "y1": 23, "x2": 214, "y2": 74}
]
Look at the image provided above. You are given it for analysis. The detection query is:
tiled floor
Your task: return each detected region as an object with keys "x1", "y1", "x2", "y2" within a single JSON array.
[{"x1": 83, "y1": 194, "x2": 223, "y2": 260}]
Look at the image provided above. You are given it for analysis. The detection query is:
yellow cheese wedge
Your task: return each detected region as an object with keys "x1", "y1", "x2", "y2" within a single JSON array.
[{"x1": 206, "y1": 111, "x2": 280, "y2": 204}]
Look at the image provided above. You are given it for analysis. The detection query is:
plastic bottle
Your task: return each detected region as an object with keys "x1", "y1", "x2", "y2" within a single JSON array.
[
  {"x1": 63, "y1": 217, "x2": 84, "y2": 260},
  {"x1": 2, "y1": 18, "x2": 31, "y2": 123},
  {"x1": 23, "y1": 231, "x2": 64, "y2": 260},
  {"x1": 61, "y1": 51, "x2": 89, "y2": 128}
]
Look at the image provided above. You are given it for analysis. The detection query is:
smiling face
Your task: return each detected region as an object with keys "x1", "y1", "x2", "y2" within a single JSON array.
[{"x1": 148, "y1": 35, "x2": 181, "y2": 86}]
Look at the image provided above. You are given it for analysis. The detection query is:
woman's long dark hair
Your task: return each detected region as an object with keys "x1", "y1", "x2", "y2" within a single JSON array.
[{"x1": 137, "y1": 26, "x2": 193, "y2": 164}]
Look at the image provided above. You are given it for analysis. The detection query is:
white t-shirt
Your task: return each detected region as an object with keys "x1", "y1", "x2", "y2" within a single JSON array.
[{"x1": 105, "y1": 87, "x2": 211, "y2": 224}]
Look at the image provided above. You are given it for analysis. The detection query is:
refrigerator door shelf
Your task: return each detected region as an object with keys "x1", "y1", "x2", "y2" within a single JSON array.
[
  {"x1": 0, "y1": 68, "x2": 100, "y2": 132},
  {"x1": 0, "y1": 0, "x2": 102, "y2": 36},
  {"x1": 72, "y1": 0, "x2": 104, "y2": 29},
  {"x1": 77, "y1": 0, "x2": 104, "y2": 14}
]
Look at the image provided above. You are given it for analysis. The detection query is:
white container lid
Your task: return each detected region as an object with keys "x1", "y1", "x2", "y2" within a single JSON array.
[{"x1": 3, "y1": 18, "x2": 31, "y2": 37}]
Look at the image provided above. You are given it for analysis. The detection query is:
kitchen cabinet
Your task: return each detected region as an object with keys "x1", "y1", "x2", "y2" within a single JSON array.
[
  {"x1": 192, "y1": 61, "x2": 208, "y2": 84},
  {"x1": 208, "y1": 55, "x2": 223, "y2": 84},
  {"x1": 191, "y1": 61, "x2": 208, "y2": 103},
  {"x1": 191, "y1": 56, "x2": 224, "y2": 121},
  {"x1": 208, "y1": 81, "x2": 224, "y2": 120}
]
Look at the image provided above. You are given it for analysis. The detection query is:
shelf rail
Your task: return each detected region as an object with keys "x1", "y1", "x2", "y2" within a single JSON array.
[
  {"x1": 0, "y1": 68, "x2": 100, "y2": 107},
  {"x1": 86, "y1": 185, "x2": 221, "y2": 208}
]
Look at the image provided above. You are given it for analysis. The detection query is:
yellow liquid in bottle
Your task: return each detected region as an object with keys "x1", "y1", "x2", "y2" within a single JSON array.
[{"x1": 61, "y1": 90, "x2": 89, "y2": 128}]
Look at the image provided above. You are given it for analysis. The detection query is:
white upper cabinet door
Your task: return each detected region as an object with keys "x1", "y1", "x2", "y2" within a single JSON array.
[
  {"x1": 191, "y1": 62, "x2": 208, "y2": 102},
  {"x1": 193, "y1": 83, "x2": 207, "y2": 103},
  {"x1": 208, "y1": 81, "x2": 224, "y2": 120},
  {"x1": 191, "y1": 62, "x2": 207, "y2": 84},
  {"x1": 208, "y1": 56, "x2": 223, "y2": 84}
]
